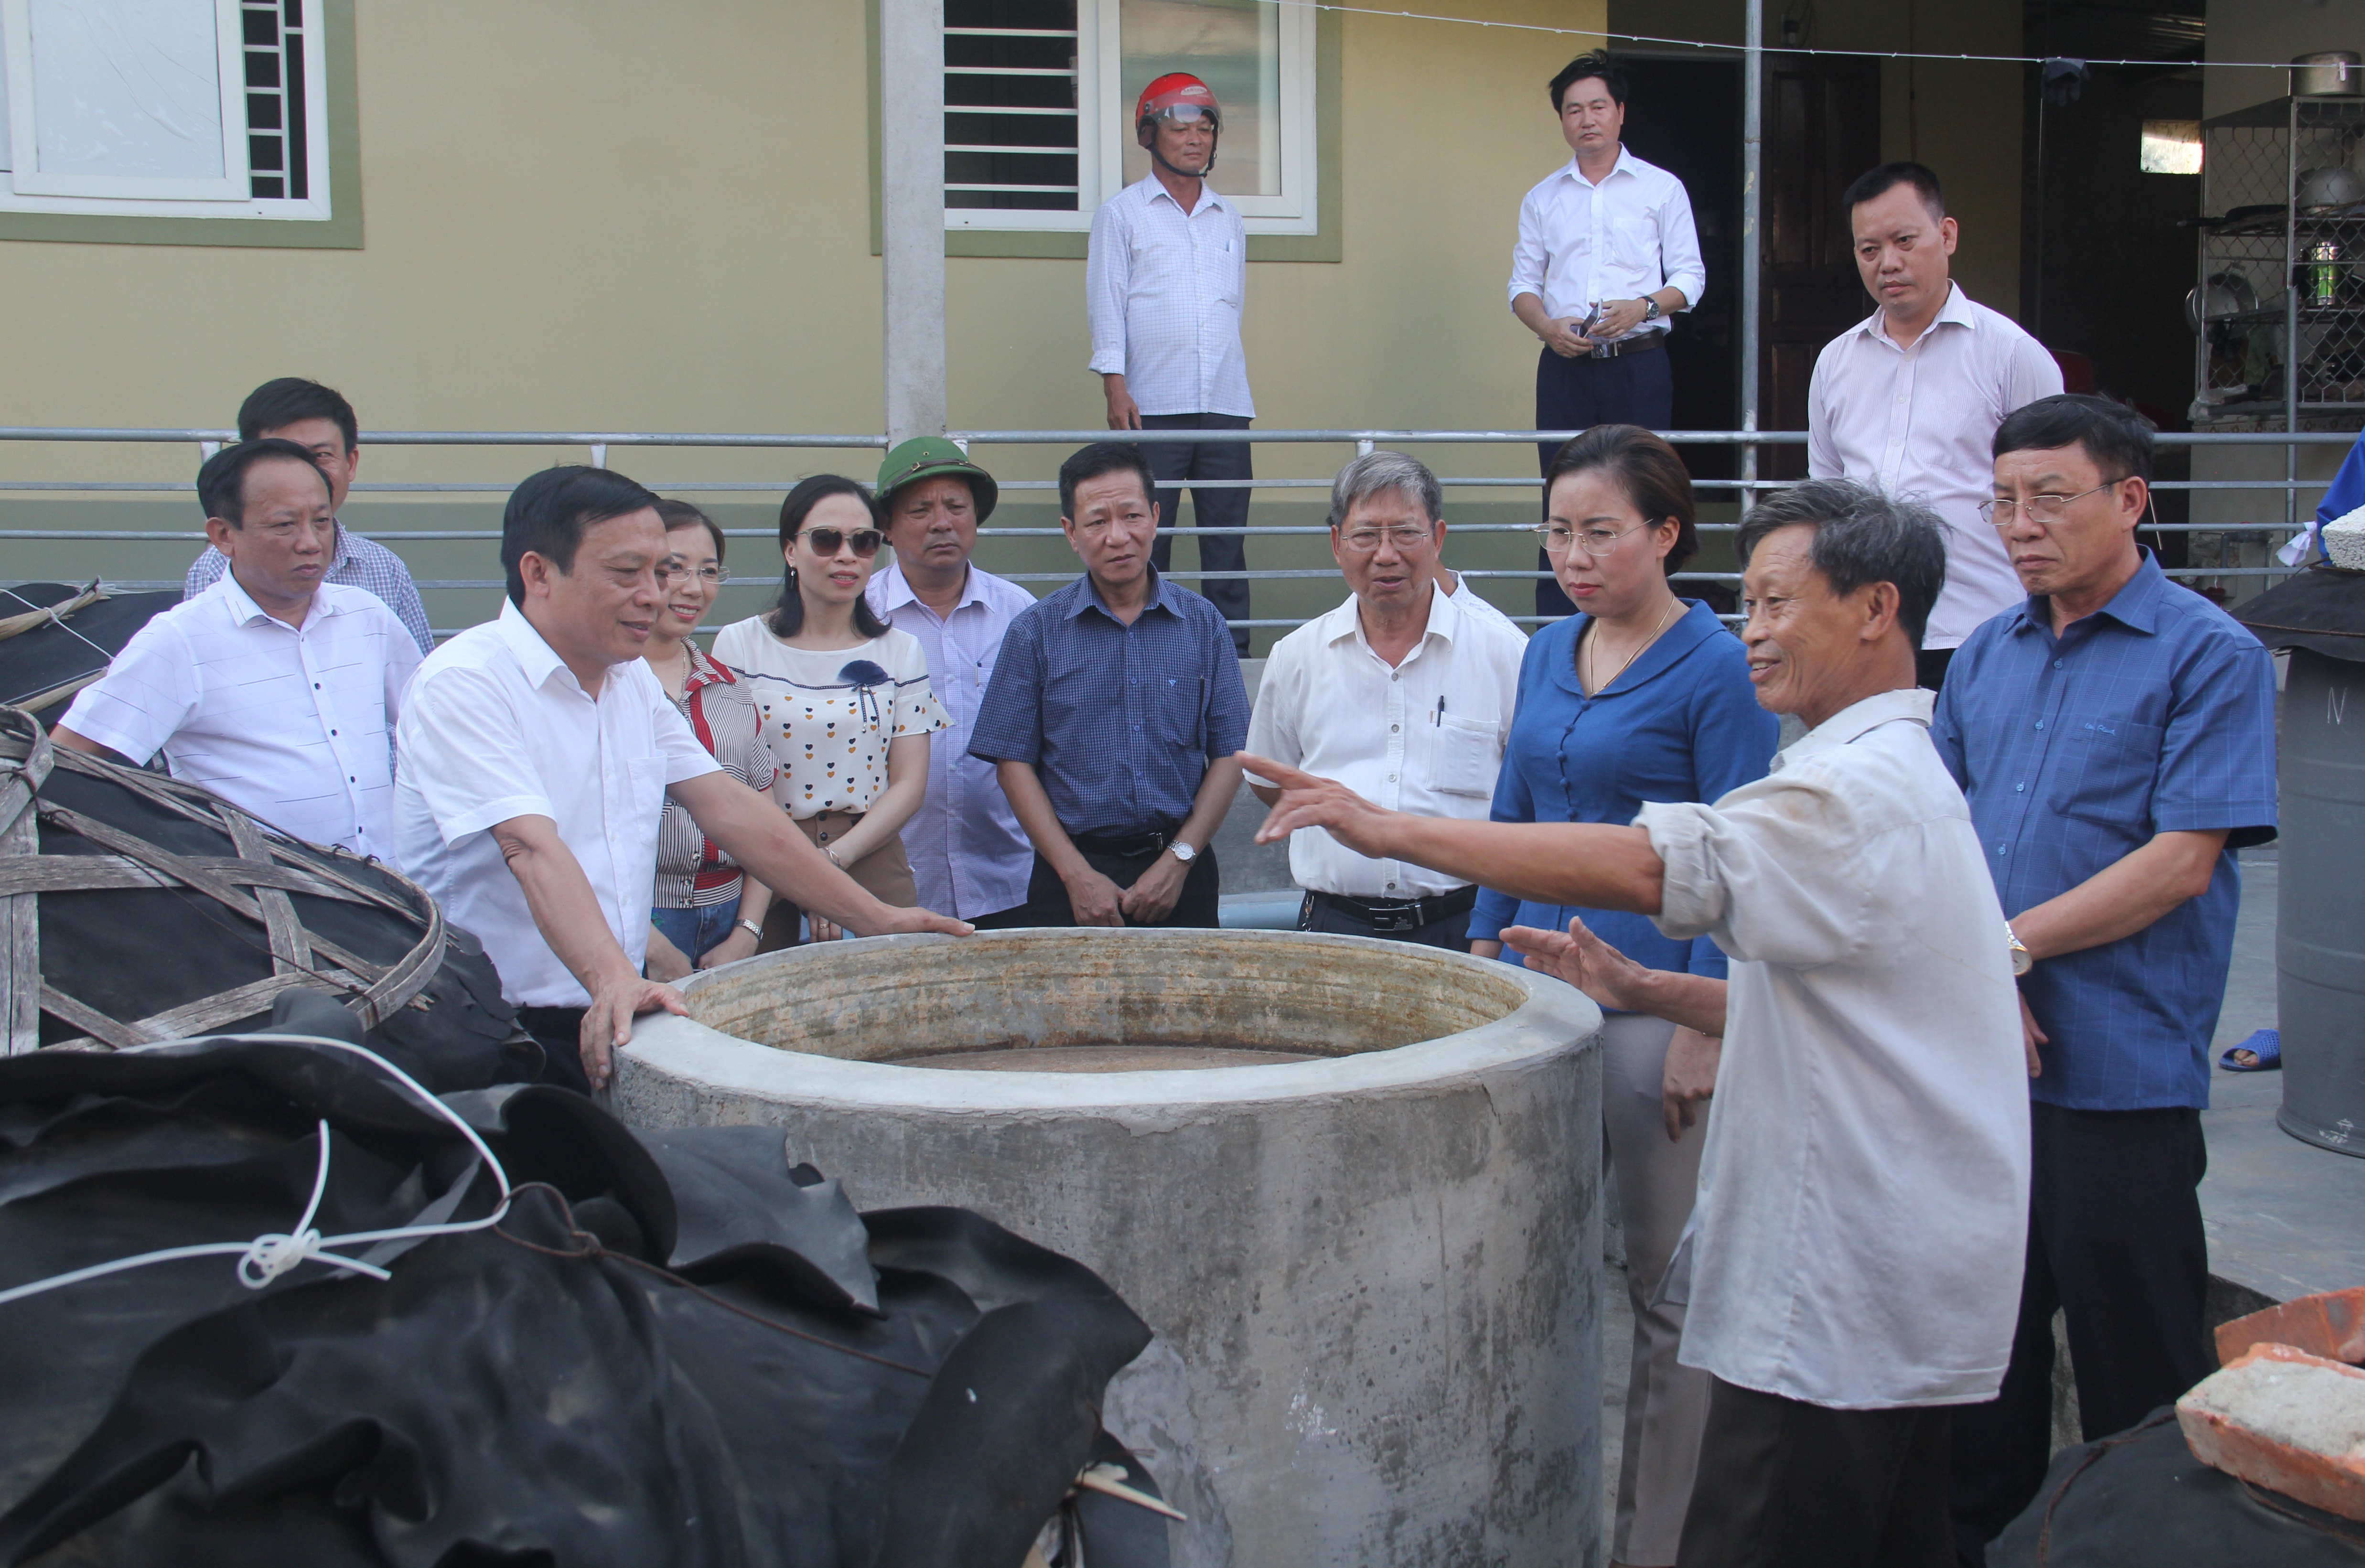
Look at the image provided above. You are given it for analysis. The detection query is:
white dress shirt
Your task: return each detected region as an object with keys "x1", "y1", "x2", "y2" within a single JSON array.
[
  {"x1": 1508, "y1": 146, "x2": 1707, "y2": 333},
  {"x1": 1807, "y1": 283, "x2": 2065, "y2": 649},
  {"x1": 1444, "y1": 572, "x2": 1525, "y2": 636},
  {"x1": 1246, "y1": 582, "x2": 1527, "y2": 898},
  {"x1": 1638, "y1": 688, "x2": 2030, "y2": 1409},
  {"x1": 61, "y1": 576, "x2": 418, "y2": 856},
  {"x1": 865, "y1": 559, "x2": 1039, "y2": 919},
  {"x1": 393, "y1": 600, "x2": 720, "y2": 1009},
  {"x1": 1086, "y1": 174, "x2": 1254, "y2": 418}
]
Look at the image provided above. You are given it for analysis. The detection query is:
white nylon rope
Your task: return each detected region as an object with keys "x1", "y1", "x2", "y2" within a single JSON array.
[{"x1": 0, "y1": 1033, "x2": 514, "y2": 1310}]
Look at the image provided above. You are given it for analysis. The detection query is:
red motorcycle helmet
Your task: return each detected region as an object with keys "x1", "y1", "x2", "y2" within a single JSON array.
[{"x1": 1135, "y1": 72, "x2": 1221, "y2": 135}]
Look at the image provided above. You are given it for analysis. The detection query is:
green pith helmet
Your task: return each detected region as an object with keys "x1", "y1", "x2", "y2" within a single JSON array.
[{"x1": 876, "y1": 437, "x2": 998, "y2": 523}]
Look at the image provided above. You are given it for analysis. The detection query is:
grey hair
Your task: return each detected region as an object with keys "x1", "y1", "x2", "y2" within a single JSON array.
[
  {"x1": 1327, "y1": 450, "x2": 1444, "y2": 531},
  {"x1": 1734, "y1": 478, "x2": 1949, "y2": 648}
]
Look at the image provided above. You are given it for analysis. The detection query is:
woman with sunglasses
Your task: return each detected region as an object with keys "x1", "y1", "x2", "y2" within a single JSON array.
[
  {"x1": 641, "y1": 499, "x2": 777, "y2": 980},
  {"x1": 713, "y1": 476, "x2": 949, "y2": 946},
  {"x1": 1466, "y1": 424, "x2": 1778, "y2": 1568}
]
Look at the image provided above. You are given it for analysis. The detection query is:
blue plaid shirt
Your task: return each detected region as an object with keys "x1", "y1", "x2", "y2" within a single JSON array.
[
  {"x1": 186, "y1": 524, "x2": 433, "y2": 654},
  {"x1": 1931, "y1": 550, "x2": 2278, "y2": 1110},
  {"x1": 969, "y1": 568, "x2": 1249, "y2": 838}
]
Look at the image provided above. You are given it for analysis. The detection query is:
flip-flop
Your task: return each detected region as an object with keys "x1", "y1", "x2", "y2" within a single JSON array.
[{"x1": 2219, "y1": 1029, "x2": 2281, "y2": 1072}]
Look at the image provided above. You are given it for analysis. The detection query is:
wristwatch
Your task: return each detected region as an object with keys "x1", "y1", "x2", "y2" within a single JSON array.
[
  {"x1": 1169, "y1": 841, "x2": 1198, "y2": 864},
  {"x1": 736, "y1": 919, "x2": 763, "y2": 942},
  {"x1": 1643, "y1": 297, "x2": 1662, "y2": 321},
  {"x1": 2006, "y1": 923, "x2": 2033, "y2": 977}
]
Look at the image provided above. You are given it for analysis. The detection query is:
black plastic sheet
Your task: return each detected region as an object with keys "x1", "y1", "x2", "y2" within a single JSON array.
[{"x1": 0, "y1": 1037, "x2": 1167, "y2": 1568}]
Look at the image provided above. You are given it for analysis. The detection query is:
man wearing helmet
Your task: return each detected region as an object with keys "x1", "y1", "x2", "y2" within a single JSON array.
[{"x1": 1086, "y1": 71, "x2": 1256, "y2": 655}]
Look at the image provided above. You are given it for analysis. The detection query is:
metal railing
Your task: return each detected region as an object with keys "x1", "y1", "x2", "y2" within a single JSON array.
[{"x1": 0, "y1": 424, "x2": 2343, "y2": 638}]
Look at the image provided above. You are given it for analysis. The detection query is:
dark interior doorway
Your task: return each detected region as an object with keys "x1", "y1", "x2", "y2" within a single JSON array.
[
  {"x1": 1620, "y1": 56, "x2": 1742, "y2": 481},
  {"x1": 1761, "y1": 54, "x2": 1882, "y2": 480}
]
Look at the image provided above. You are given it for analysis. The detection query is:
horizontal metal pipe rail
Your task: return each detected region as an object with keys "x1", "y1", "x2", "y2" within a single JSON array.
[{"x1": 0, "y1": 425, "x2": 2340, "y2": 634}]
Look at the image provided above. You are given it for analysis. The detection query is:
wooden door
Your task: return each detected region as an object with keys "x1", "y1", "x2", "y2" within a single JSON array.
[{"x1": 1762, "y1": 57, "x2": 1881, "y2": 478}]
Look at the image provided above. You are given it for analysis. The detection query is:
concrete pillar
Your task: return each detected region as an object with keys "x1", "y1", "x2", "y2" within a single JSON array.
[{"x1": 879, "y1": 0, "x2": 948, "y2": 445}]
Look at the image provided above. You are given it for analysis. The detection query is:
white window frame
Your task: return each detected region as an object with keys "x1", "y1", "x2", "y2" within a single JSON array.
[
  {"x1": 945, "y1": 0, "x2": 1317, "y2": 237},
  {"x1": 0, "y1": 0, "x2": 331, "y2": 221}
]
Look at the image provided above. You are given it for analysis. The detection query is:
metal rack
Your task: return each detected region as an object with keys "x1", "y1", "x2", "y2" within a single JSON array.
[{"x1": 2195, "y1": 95, "x2": 2365, "y2": 422}]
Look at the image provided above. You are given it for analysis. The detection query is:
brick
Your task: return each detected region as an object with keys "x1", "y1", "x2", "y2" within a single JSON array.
[
  {"x1": 2177, "y1": 1344, "x2": 2365, "y2": 1522},
  {"x1": 2215, "y1": 1286, "x2": 2365, "y2": 1369}
]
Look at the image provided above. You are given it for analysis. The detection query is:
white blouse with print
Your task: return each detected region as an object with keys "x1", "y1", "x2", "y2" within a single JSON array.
[{"x1": 710, "y1": 619, "x2": 950, "y2": 820}]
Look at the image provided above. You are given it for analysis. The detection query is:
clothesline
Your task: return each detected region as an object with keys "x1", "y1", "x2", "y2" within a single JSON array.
[{"x1": 1268, "y1": 0, "x2": 2292, "y2": 74}]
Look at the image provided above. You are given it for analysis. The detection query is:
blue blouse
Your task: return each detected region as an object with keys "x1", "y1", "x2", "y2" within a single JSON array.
[{"x1": 1470, "y1": 600, "x2": 1780, "y2": 983}]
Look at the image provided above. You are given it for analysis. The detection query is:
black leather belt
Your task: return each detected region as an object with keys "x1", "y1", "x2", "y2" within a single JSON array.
[
  {"x1": 1072, "y1": 826, "x2": 1179, "y2": 859},
  {"x1": 1308, "y1": 886, "x2": 1477, "y2": 934},
  {"x1": 1588, "y1": 332, "x2": 1664, "y2": 360}
]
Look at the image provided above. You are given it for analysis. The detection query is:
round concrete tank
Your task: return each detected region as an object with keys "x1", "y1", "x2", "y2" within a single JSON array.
[{"x1": 614, "y1": 928, "x2": 1603, "y2": 1568}]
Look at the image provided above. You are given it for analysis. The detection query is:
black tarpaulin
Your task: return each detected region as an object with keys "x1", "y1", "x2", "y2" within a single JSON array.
[
  {"x1": 2231, "y1": 564, "x2": 2365, "y2": 665},
  {"x1": 0, "y1": 1036, "x2": 1168, "y2": 1568}
]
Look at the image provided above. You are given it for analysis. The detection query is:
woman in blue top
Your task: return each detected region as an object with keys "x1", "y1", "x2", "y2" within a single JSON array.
[{"x1": 1469, "y1": 425, "x2": 1777, "y2": 1568}]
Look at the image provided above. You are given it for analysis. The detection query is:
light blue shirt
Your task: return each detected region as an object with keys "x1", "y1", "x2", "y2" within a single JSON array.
[{"x1": 866, "y1": 558, "x2": 1038, "y2": 920}]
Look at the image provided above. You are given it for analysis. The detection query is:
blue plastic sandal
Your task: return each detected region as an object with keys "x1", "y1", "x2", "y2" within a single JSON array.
[{"x1": 2219, "y1": 1029, "x2": 2281, "y2": 1072}]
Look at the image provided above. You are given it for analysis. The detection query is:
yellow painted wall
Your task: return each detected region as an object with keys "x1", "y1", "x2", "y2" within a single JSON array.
[{"x1": 0, "y1": 0, "x2": 1604, "y2": 473}]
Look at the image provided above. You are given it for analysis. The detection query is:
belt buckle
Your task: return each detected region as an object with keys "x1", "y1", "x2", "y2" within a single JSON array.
[
  {"x1": 1589, "y1": 338, "x2": 1613, "y2": 360},
  {"x1": 1369, "y1": 905, "x2": 1422, "y2": 933}
]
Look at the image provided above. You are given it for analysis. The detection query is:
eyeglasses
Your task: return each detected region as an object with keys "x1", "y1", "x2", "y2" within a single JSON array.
[
  {"x1": 658, "y1": 562, "x2": 723, "y2": 587},
  {"x1": 1978, "y1": 482, "x2": 2125, "y2": 529},
  {"x1": 803, "y1": 526, "x2": 882, "y2": 558},
  {"x1": 1535, "y1": 522, "x2": 1649, "y2": 557},
  {"x1": 1337, "y1": 524, "x2": 1437, "y2": 553}
]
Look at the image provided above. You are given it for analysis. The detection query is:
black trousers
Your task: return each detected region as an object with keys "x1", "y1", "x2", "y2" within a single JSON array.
[
  {"x1": 1141, "y1": 412, "x2": 1253, "y2": 652},
  {"x1": 1678, "y1": 1377, "x2": 1955, "y2": 1568},
  {"x1": 1916, "y1": 646, "x2": 1956, "y2": 693},
  {"x1": 516, "y1": 1005, "x2": 592, "y2": 1095},
  {"x1": 1948, "y1": 1102, "x2": 2212, "y2": 1562},
  {"x1": 1022, "y1": 845, "x2": 1221, "y2": 928},
  {"x1": 1297, "y1": 891, "x2": 1474, "y2": 951},
  {"x1": 1534, "y1": 345, "x2": 1675, "y2": 620}
]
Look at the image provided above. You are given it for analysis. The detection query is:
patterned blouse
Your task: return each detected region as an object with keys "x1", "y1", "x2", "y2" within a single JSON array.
[
  {"x1": 651, "y1": 644, "x2": 777, "y2": 910},
  {"x1": 708, "y1": 621, "x2": 950, "y2": 820}
]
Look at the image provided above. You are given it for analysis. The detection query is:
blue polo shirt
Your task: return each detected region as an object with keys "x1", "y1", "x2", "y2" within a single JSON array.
[
  {"x1": 1931, "y1": 550, "x2": 2278, "y2": 1110},
  {"x1": 1471, "y1": 601, "x2": 1779, "y2": 985},
  {"x1": 969, "y1": 567, "x2": 1249, "y2": 839}
]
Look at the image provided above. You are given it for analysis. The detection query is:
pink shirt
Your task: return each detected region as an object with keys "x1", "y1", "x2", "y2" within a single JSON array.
[{"x1": 1806, "y1": 283, "x2": 2064, "y2": 649}]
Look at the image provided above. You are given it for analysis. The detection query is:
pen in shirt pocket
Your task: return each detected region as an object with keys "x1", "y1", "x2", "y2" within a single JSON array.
[{"x1": 1434, "y1": 696, "x2": 1445, "y2": 726}]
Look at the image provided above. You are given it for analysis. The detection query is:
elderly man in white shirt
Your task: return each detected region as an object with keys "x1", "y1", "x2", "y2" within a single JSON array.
[
  {"x1": 1087, "y1": 71, "x2": 1256, "y2": 654},
  {"x1": 1808, "y1": 161, "x2": 2064, "y2": 690},
  {"x1": 1247, "y1": 477, "x2": 2030, "y2": 1568},
  {"x1": 1510, "y1": 50, "x2": 1706, "y2": 623},
  {"x1": 865, "y1": 437, "x2": 1039, "y2": 924},
  {"x1": 55, "y1": 439, "x2": 419, "y2": 858},
  {"x1": 1246, "y1": 451, "x2": 1526, "y2": 948},
  {"x1": 395, "y1": 465, "x2": 969, "y2": 1096}
]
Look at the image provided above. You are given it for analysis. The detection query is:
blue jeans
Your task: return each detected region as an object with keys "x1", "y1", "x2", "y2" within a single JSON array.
[{"x1": 651, "y1": 900, "x2": 741, "y2": 967}]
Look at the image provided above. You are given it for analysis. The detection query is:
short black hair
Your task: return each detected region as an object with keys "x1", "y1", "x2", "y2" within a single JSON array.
[
  {"x1": 1547, "y1": 424, "x2": 1701, "y2": 576},
  {"x1": 1842, "y1": 161, "x2": 1946, "y2": 221},
  {"x1": 197, "y1": 438, "x2": 332, "y2": 529},
  {"x1": 1057, "y1": 442, "x2": 1158, "y2": 521},
  {"x1": 654, "y1": 496, "x2": 727, "y2": 561},
  {"x1": 500, "y1": 465, "x2": 662, "y2": 607},
  {"x1": 236, "y1": 377, "x2": 359, "y2": 451},
  {"x1": 1550, "y1": 50, "x2": 1626, "y2": 113},
  {"x1": 1736, "y1": 478, "x2": 1949, "y2": 648},
  {"x1": 1993, "y1": 393, "x2": 2154, "y2": 484}
]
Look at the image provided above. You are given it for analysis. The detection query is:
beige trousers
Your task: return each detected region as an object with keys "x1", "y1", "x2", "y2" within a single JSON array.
[
  {"x1": 1602, "y1": 1010, "x2": 1712, "y2": 1566},
  {"x1": 755, "y1": 809, "x2": 916, "y2": 952}
]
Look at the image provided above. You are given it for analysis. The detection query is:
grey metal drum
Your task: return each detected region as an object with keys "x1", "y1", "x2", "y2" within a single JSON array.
[{"x1": 2279, "y1": 648, "x2": 2365, "y2": 1156}]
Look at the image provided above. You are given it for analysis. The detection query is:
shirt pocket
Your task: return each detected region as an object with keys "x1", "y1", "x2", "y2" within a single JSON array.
[
  {"x1": 1157, "y1": 674, "x2": 1208, "y2": 754},
  {"x1": 2049, "y1": 718, "x2": 2163, "y2": 829},
  {"x1": 1429, "y1": 713, "x2": 1501, "y2": 798}
]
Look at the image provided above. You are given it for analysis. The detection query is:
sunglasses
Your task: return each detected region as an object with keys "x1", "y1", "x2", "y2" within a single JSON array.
[{"x1": 802, "y1": 526, "x2": 882, "y2": 558}]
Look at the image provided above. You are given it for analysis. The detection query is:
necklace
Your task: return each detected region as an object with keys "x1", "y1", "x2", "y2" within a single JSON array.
[{"x1": 1585, "y1": 594, "x2": 1681, "y2": 695}]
